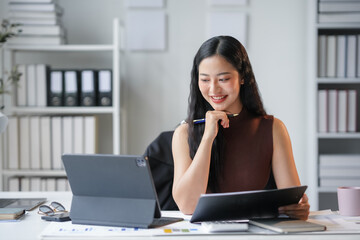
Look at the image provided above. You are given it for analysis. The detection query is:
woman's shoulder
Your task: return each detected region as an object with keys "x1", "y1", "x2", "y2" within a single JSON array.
[
  {"x1": 272, "y1": 117, "x2": 290, "y2": 140},
  {"x1": 173, "y1": 122, "x2": 189, "y2": 139}
]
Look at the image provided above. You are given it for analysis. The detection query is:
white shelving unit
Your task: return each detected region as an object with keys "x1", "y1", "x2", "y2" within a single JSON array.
[
  {"x1": 307, "y1": 0, "x2": 360, "y2": 210},
  {"x1": 0, "y1": 18, "x2": 123, "y2": 190}
]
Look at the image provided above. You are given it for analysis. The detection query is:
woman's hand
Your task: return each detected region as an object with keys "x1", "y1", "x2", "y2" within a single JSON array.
[
  {"x1": 203, "y1": 110, "x2": 230, "y2": 140},
  {"x1": 278, "y1": 193, "x2": 310, "y2": 220}
]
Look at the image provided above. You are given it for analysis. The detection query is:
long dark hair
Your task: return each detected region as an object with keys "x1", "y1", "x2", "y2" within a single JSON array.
[{"x1": 187, "y1": 36, "x2": 266, "y2": 192}]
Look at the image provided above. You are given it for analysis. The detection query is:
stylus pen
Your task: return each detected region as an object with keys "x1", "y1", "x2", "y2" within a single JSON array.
[{"x1": 193, "y1": 113, "x2": 239, "y2": 124}]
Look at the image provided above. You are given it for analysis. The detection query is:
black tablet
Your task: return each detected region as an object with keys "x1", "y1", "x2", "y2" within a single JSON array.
[{"x1": 190, "y1": 185, "x2": 307, "y2": 223}]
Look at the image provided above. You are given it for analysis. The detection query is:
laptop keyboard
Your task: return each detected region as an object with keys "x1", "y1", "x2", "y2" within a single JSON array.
[{"x1": 0, "y1": 199, "x2": 17, "y2": 208}]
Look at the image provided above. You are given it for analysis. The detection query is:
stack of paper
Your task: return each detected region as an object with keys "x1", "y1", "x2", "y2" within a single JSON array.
[
  {"x1": 318, "y1": 0, "x2": 360, "y2": 23},
  {"x1": 319, "y1": 154, "x2": 360, "y2": 187},
  {"x1": 7, "y1": 0, "x2": 66, "y2": 45}
]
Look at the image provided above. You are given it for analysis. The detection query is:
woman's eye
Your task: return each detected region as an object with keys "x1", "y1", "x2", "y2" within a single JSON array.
[
  {"x1": 200, "y1": 79, "x2": 209, "y2": 82},
  {"x1": 219, "y1": 78, "x2": 230, "y2": 82}
]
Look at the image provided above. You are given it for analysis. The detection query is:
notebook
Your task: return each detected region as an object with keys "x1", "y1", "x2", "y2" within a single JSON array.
[
  {"x1": 0, "y1": 198, "x2": 46, "y2": 211},
  {"x1": 0, "y1": 208, "x2": 25, "y2": 220},
  {"x1": 62, "y1": 154, "x2": 183, "y2": 228},
  {"x1": 249, "y1": 218, "x2": 326, "y2": 233},
  {"x1": 190, "y1": 186, "x2": 307, "y2": 223}
]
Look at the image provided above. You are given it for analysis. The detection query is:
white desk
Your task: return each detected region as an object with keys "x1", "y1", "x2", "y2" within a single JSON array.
[{"x1": 1, "y1": 191, "x2": 360, "y2": 240}]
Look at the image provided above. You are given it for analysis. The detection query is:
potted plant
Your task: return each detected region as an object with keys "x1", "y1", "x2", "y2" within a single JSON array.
[{"x1": 0, "y1": 19, "x2": 21, "y2": 133}]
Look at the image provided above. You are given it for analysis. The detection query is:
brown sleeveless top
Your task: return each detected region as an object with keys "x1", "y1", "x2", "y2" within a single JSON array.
[{"x1": 217, "y1": 108, "x2": 274, "y2": 193}]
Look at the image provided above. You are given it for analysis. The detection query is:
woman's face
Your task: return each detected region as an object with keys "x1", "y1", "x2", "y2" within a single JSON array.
[{"x1": 198, "y1": 55, "x2": 243, "y2": 113}]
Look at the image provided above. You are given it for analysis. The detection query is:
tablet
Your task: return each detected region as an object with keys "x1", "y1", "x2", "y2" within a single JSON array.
[
  {"x1": 190, "y1": 185, "x2": 307, "y2": 223},
  {"x1": 62, "y1": 154, "x2": 183, "y2": 228}
]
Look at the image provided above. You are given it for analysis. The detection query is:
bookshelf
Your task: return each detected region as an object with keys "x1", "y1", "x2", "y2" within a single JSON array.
[
  {"x1": 308, "y1": 0, "x2": 360, "y2": 210},
  {"x1": 0, "y1": 18, "x2": 123, "y2": 191}
]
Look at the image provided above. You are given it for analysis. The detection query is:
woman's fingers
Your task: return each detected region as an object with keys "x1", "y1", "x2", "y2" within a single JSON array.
[
  {"x1": 278, "y1": 194, "x2": 310, "y2": 220},
  {"x1": 205, "y1": 111, "x2": 229, "y2": 127}
]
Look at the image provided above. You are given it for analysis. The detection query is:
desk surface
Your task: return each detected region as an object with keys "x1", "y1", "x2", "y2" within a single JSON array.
[{"x1": 1, "y1": 191, "x2": 360, "y2": 240}]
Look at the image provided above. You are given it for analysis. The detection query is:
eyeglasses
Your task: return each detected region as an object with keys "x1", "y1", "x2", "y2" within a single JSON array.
[{"x1": 38, "y1": 202, "x2": 68, "y2": 216}]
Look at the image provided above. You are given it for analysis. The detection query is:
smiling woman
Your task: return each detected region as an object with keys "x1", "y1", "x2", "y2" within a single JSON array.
[
  {"x1": 198, "y1": 55, "x2": 243, "y2": 114},
  {"x1": 171, "y1": 36, "x2": 310, "y2": 220}
]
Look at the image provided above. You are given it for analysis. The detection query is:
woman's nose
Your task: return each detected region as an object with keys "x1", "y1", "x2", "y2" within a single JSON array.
[{"x1": 209, "y1": 80, "x2": 219, "y2": 92}]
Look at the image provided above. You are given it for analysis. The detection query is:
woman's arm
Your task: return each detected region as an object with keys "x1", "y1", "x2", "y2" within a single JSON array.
[
  {"x1": 172, "y1": 111, "x2": 229, "y2": 214},
  {"x1": 272, "y1": 118, "x2": 310, "y2": 220}
]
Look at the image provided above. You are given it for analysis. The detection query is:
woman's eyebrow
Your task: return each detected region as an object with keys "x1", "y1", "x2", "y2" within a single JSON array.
[
  {"x1": 217, "y1": 72, "x2": 231, "y2": 76},
  {"x1": 199, "y1": 72, "x2": 231, "y2": 76}
]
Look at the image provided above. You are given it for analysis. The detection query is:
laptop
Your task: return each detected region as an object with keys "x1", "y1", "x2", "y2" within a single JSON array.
[
  {"x1": 0, "y1": 198, "x2": 46, "y2": 211},
  {"x1": 190, "y1": 185, "x2": 307, "y2": 223},
  {"x1": 62, "y1": 154, "x2": 183, "y2": 228}
]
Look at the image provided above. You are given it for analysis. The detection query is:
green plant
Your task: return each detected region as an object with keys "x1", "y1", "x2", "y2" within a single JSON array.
[
  {"x1": 0, "y1": 19, "x2": 22, "y2": 109},
  {"x1": 0, "y1": 65, "x2": 21, "y2": 94},
  {"x1": 0, "y1": 19, "x2": 21, "y2": 43}
]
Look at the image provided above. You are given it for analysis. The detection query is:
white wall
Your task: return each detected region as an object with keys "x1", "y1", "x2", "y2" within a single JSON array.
[{"x1": 0, "y1": 0, "x2": 309, "y2": 184}]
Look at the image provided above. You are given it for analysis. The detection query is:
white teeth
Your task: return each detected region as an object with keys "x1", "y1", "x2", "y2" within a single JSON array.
[{"x1": 212, "y1": 96, "x2": 225, "y2": 100}]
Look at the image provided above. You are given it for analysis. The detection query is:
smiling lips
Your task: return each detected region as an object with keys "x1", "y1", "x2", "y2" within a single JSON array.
[{"x1": 210, "y1": 95, "x2": 227, "y2": 103}]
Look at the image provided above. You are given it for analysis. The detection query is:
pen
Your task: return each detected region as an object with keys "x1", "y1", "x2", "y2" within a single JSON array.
[{"x1": 193, "y1": 113, "x2": 239, "y2": 124}]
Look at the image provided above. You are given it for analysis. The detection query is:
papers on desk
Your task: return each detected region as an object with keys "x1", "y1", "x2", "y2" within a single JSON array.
[
  {"x1": 39, "y1": 210, "x2": 360, "y2": 239},
  {"x1": 39, "y1": 211, "x2": 272, "y2": 239},
  {"x1": 40, "y1": 220, "x2": 202, "y2": 238},
  {"x1": 308, "y1": 209, "x2": 360, "y2": 233}
]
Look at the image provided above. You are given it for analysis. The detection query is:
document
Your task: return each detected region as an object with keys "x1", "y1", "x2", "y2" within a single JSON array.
[{"x1": 308, "y1": 210, "x2": 360, "y2": 233}]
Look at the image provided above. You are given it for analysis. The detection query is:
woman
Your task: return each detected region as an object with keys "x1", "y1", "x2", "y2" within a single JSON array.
[{"x1": 172, "y1": 36, "x2": 309, "y2": 220}]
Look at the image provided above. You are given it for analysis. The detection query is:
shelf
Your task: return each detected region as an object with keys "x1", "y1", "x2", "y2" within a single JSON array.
[
  {"x1": 5, "y1": 44, "x2": 115, "y2": 52},
  {"x1": 316, "y1": 23, "x2": 360, "y2": 29},
  {"x1": 11, "y1": 106, "x2": 114, "y2": 115},
  {"x1": 2, "y1": 170, "x2": 66, "y2": 177},
  {"x1": 318, "y1": 132, "x2": 360, "y2": 139},
  {"x1": 317, "y1": 78, "x2": 360, "y2": 84}
]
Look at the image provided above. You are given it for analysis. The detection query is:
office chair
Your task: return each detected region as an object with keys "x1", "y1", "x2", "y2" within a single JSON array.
[{"x1": 143, "y1": 131, "x2": 179, "y2": 210}]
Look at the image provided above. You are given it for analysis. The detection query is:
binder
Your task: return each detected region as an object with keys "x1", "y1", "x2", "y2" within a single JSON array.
[
  {"x1": 348, "y1": 90, "x2": 357, "y2": 132},
  {"x1": 328, "y1": 90, "x2": 337, "y2": 132},
  {"x1": 20, "y1": 177, "x2": 30, "y2": 191},
  {"x1": 51, "y1": 116, "x2": 63, "y2": 169},
  {"x1": 8, "y1": 178, "x2": 20, "y2": 191},
  {"x1": 30, "y1": 177, "x2": 41, "y2": 192},
  {"x1": 80, "y1": 70, "x2": 98, "y2": 106},
  {"x1": 318, "y1": 90, "x2": 327, "y2": 133},
  {"x1": 62, "y1": 116, "x2": 74, "y2": 155},
  {"x1": 40, "y1": 116, "x2": 52, "y2": 170},
  {"x1": 73, "y1": 116, "x2": 84, "y2": 154},
  {"x1": 19, "y1": 116, "x2": 31, "y2": 169},
  {"x1": 16, "y1": 64, "x2": 27, "y2": 106},
  {"x1": 346, "y1": 35, "x2": 356, "y2": 78},
  {"x1": 97, "y1": 70, "x2": 112, "y2": 106},
  {"x1": 7, "y1": 116, "x2": 20, "y2": 170},
  {"x1": 64, "y1": 70, "x2": 80, "y2": 106},
  {"x1": 84, "y1": 116, "x2": 98, "y2": 154},
  {"x1": 27, "y1": 64, "x2": 37, "y2": 106},
  {"x1": 47, "y1": 71, "x2": 64, "y2": 106},
  {"x1": 36, "y1": 64, "x2": 50, "y2": 107},
  {"x1": 30, "y1": 116, "x2": 41, "y2": 169},
  {"x1": 337, "y1": 90, "x2": 347, "y2": 133}
]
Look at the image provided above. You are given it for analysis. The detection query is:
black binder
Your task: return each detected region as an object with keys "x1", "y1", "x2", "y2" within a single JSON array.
[
  {"x1": 47, "y1": 70, "x2": 64, "y2": 106},
  {"x1": 64, "y1": 70, "x2": 80, "y2": 106},
  {"x1": 97, "y1": 70, "x2": 112, "y2": 106},
  {"x1": 80, "y1": 70, "x2": 98, "y2": 106}
]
